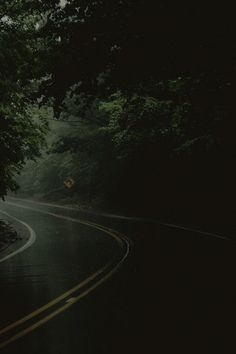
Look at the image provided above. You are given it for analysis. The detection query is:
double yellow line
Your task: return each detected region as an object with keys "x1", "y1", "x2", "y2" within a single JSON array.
[{"x1": 0, "y1": 202, "x2": 130, "y2": 349}]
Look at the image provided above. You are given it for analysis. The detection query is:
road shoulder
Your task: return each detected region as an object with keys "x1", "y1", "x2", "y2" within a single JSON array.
[{"x1": 0, "y1": 219, "x2": 18, "y2": 253}]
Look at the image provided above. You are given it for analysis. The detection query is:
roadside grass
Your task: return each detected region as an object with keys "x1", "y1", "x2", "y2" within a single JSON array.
[{"x1": 0, "y1": 220, "x2": 18, "y2": 252}]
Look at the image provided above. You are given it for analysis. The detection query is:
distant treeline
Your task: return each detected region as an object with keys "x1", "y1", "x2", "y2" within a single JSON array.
[{"x1": 16, "y1": 85, "x2": 236, "y2": 225}]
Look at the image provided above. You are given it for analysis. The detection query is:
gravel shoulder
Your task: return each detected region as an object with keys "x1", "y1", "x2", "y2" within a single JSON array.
[{"x1": 0, "y1": 219, "x2": 18, "y2": 252}]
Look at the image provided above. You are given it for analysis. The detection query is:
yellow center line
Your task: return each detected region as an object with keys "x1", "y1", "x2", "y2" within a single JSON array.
[
  {"x1": 0, "y1": 265, "x2": 108, "y2": 337},
  {"x1": 0, "y1": 201, "x2": 130, "y2": 349},
  {"x1": 0, "y1": 262, "x2": 121, "y2": 349}
]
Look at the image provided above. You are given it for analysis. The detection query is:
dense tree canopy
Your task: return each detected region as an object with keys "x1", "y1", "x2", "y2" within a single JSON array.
[
  {"x1": 2, "y1": 1, "x2": 236, "y2": 218},
  {"x1": 0, "y1": 2, "x2": 48, "y2": 198},
  {"x1": 31, "y1": 0, "x2": 236, "y2": 158},
  {"x1": 31, "y1": 1, "x2": 235, "y2": 100}
]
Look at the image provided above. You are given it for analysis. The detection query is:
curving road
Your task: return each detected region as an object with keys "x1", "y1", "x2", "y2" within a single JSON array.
[
  {"x1": 0, "y1": 198, "x2": 129, "y2": 353},
  {"x1": 0, "y1": 198, "x2": 236, "y2": 354}
]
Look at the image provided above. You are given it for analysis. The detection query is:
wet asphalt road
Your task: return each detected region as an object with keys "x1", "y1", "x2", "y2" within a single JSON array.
[{"x1": 0, "y1": 198, "x2": 236, "y2": 353}]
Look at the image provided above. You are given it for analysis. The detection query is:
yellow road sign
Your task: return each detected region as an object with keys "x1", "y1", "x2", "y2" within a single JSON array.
[{"x1": 63, "y1": 178, "x2": 75, "y2": 189}]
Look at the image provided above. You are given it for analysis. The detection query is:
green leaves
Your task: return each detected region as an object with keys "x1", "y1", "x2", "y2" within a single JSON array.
[{"x1": 0, "y1": 1, "x2": 49, "y2": 198}]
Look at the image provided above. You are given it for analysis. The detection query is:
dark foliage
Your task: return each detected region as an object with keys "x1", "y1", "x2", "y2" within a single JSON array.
[{"x1": 3, "y1": 1, "x2": 236, "y2": 219}]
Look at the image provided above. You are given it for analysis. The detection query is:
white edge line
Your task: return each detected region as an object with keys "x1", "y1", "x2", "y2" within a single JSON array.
[
  {"x1": 0, "y1": 210, "x2": 36, "y2": 263},
  {"x1": 0, "y1": 202, "x2": 130, "y2": 348},
  {"x1": 7, "y1": 197, "x2": 230, "y2": 241}
]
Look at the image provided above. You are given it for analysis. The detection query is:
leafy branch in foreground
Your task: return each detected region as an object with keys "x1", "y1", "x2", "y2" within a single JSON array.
[{"x1": 0, "y1": 1, "x2": 48, "y2": 198}]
